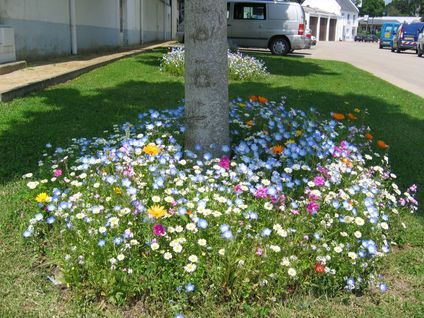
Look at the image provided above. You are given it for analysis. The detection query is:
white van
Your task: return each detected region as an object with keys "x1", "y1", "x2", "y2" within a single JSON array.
[
  {"x1": 227, "y1": 0, "x2": 306, "y2": 55},
  {"x1": 177, "y1": 1, "x2": 306, "y2": 56}
]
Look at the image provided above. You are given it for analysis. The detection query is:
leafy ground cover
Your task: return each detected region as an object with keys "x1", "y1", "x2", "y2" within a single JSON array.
[{"x1": 0, "y1": 49, "x2": 423, "y2": 317}]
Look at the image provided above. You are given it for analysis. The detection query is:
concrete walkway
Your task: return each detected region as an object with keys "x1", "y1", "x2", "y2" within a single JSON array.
[
  {"x1": 298, "y1": 41, "x2": 424, "y2": 98},
  {"x1": 0, "y1": 41, "x2": 174, "y2": 102}
]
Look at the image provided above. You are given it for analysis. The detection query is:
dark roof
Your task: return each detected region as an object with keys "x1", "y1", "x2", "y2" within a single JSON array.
[{"x1": 336, "y1": 0, "x2": 359, "y2": 12}]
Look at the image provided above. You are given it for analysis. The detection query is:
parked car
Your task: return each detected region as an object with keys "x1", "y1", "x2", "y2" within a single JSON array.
[
  {"x1": 391, "y1": 22, "x2": 424, "y2": 53},
  {"x1": 379, "y1": 21, "x2": 400, "y2": 49},
  {"x1": 363, "y1": 34, "x2": 378, "y2": 42},
  {"x1": 177, "y1": 0, "x2": 306, "y2": 56},
  {"x1": 354, "y1": 34, "x2": 364, "y2": 41},
  {"x1": 304, "y1": 28, "x2": 312, "y2": 49},
  {"x1": 418, "y1": 28, "x2": 424, "y2": 57}
]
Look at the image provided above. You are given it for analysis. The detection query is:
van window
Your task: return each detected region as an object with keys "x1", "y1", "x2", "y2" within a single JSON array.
[
  {"x1": 234, "y1": 3, "x2": 266, "y2": 20},
  {"x1": 268, "y1": 5, "x2": 297, "y2": 20},
  {"x1": 385, "y1": 25, "x2": 393, "y2": 33}
]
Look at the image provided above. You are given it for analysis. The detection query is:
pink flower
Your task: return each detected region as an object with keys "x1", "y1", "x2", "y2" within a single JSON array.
[
  {"x1": 255, "y1": 187, "x2": 268, "y2": 198},
  {"x1": 153, "y1": 224, "x2": 166, "y2": 236},
  {"x1": 53, "y1": 169, "x2": 62, "y2": 177},
  {"x1": 291, "y1": 209, "x2": 299, "y2": 215},
  {"x1": 313, "y1": 176, "x2": 325, "y2": 187},
  {"x1": 307, "y1": 202, "x2": 319, "y2": 215},
  {"x1": 256, "y1": 247, "x2": 263, "y2": 256},
  {"x1": 234, "y1": 184, "x2": 243, "y2": 193},
  {"x1": 219, "y1": 156, "x2": 230, "y2": 170}
]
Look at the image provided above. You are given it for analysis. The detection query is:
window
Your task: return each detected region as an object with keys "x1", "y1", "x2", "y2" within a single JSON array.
[
  {"x1": 234, "y1": 3, "x2": 266, "y2": 20},
  {"x1": 347, "y1": 14, "x2": 350, "y2": 21},
  {"x1": 227, "y1": 3, "x2": 230, "y2": 19},
  {"x1": 353, "y1": 15, "x2": 356, "y2": 23}
]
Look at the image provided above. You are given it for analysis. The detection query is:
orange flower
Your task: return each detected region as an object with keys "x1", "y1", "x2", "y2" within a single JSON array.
[
  {"x1": 246, "y1": 120, "x2": 254, "y2": 128},
  {"x1": 272, "y1": 145, "x2": 284, "y2": 155},
  {"x1": 377, "y1": 140, "x2": 389, "y2": 150},
  {"x1": 315, "y1": 263, "x2": 325, "y2": 274},
  {"x1": 348, "y1": 113, "x2": 357, "y2": 121},
  {"x1": 341, "y1": 157, "x2": 353, "y2": 167},
  {"x1": 258, "y1": 96, "x2": 268, "y2": 103},
  {"x1": 249, "y1": 96, "x2": 258, "y2": 102},
  {"x1": 365, "y1": 133, "x2": 373, "y2": 140},
  {"x1": 331, "y1": 112, "x2": 345, "y2": 121}
]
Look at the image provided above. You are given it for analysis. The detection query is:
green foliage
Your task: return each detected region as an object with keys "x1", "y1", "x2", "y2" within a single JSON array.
[
  {"x1": 360, "y1": 0, "x2": 386, "y2": 17},
  {"x1": 385, "y1": 0, "x2": 423, "y2": 18}
]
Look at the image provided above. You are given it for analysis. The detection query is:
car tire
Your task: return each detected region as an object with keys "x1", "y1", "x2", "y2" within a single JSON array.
[
  {"x1": 270, "y1": 37, "x2": 290, "y2": 56},
  {"x1": 418, "y1": 45, "x2": 423, "y2": 57}
]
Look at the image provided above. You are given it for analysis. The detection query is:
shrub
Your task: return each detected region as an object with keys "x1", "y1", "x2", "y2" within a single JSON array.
[
  {"x1": 23, "y1": 97, "x2": 417, "y2": 313},
  {"x1": 160, "y1": 48, "x2": 269, "y2": 81}
]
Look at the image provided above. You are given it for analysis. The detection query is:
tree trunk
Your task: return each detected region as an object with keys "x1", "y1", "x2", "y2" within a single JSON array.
[{"x1": 184, "y1": 0, "x2": 229, "y2": 158}]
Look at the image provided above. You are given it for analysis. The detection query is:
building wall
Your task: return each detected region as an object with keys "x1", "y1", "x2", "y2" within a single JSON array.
[
  {"x1": 0, "y1": 0, "x2": 71, "y2": 60},
  {"x1": 0, "y1": 0, "x2": 176, "y2": 61},
  {"x1": 75, "y1": 0, "x2": 120, "y2": 51}
]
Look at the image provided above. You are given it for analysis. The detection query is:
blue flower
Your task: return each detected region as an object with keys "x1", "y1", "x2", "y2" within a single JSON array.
[
  {"x1": 98, "y1": 239, "x2": 106, "y2": 247},
  {"x1": 261, "y1": 228, "x2": 272, "y2": 237},
  {"x1": 185, "y1": 283, "x2": 195, "y2": 292},
  {"x1": 222, "y1": 230, "x2": 233, "y2": 240},
  {"x1": 379, "y1": 283, "x2": 388, "y2": 293},
  {"x1": 197, "y1": 219, "x2": 208, "y2": 229},
  {"x1": 220, "y1": 224, "x2": 230, "y2": 233},
  {"x1": 46, "y1": 216, "x2": 55, "y2": 224}
]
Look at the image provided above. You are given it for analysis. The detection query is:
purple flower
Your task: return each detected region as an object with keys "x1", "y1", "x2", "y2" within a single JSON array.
[
  {"x1": 153, "y1": 224, "x2": 166, "y2": 236},
  {"x1": 307, "y1": 201, "x2": 319, "y2": 215},
  {"x1": 219, "y1": 156, "x2": 230, "y2": 170},
  {"x1": 313, "y1": 176, "x2": 325, "y2": 187},
  {"x1": 255, "y1": 187, "x2": 268, "y2": 198}
]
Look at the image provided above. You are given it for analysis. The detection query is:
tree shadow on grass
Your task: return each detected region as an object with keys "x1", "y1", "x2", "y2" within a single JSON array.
[
  {"x1": 0, "y1": 78, "x2": 423, "y2": 212},
  {"x1": 0, "y1": 80, "x2": 184, "y2": 184}
]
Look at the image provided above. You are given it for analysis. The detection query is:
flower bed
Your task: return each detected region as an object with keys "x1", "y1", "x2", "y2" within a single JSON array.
[
  {"x1": 160, "y1": 48, "x2": 269, "y2": 81},
  {"x1": 23, "y1": 97, "x2": 417, "y2": 314}
]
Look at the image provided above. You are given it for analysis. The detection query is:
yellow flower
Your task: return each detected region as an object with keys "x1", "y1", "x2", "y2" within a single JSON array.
[
  {"x1": 238, "y1": 102, "x2": 246, "y2": 107},
  {"x1": 285, "y1": 139, "x2": 295, "y2": 145},
  {"x1": 143, "y1": 143, "x2": 161, "y2": 156},
  {"x1": 114, "y1": 186, "x2": 122, "y2": 194},
  {"x1": 354, "y1": 108, "x2": 361, "y2": 113},
  {"x1": 148, "y1": 205, "x2": 167, "y2": 219},
  {"x1": 296, "y1": 130, "x2": 303, "y2": 137},
  {"x1": 36, "y1": 192, "x2": 49, "y2": 203},
  {"x1": 246, "y1": 120, "x2": 254, "y2": 128}
]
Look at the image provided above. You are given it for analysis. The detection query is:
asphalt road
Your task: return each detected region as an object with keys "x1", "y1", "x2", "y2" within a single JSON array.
[{"x1": 299, "y1": 41, "x2": 424, "y2": 98}]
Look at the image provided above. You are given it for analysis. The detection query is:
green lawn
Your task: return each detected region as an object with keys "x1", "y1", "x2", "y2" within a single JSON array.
[{"x1": 0, "y1": 49, "x2": 423, "y2": 317}]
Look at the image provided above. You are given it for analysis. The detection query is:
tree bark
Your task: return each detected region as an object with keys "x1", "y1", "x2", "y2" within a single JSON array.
[{"x1": 184, "y1": 0, "x2": 229, "y2": 158}]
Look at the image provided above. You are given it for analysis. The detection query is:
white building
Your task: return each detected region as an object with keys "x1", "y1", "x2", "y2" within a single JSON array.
[
  {"x1": 0, "y1": 0, "x2": 178, "y2": 61},
  {"x1": 302, "y1": 0, "x2": 359, "y2": 41}
]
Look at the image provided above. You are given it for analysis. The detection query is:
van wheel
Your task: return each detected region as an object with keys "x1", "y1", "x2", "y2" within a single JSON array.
[
  {"x1": 270, "y1": 37, "x2": 290, "y2": 56},
  {"x1": 379, "y1": 43, "x2": 383, "y2": 49},
  {"x1": 391, "y1": 46, "x2": 395, "y2": 52},
  {"x1": 418, "y1": 46, "x2": 423, "y2": 57}
]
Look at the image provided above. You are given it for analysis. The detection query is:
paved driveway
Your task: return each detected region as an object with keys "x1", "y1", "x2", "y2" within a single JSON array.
[{"x1": 299, "y1": 41, "x2": 424, "y2": 98}]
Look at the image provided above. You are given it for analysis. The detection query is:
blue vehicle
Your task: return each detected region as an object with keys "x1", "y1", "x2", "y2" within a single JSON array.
[
  {"x1": 392, "y1": 22, "x2": 424, "y2": 53},
  {"x1": 379, "y1": 22, "x2": 400, "y2": 49}
]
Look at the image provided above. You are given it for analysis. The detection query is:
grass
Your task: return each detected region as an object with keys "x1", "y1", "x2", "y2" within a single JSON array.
[{"x1": 0, "y1": 48, "x2": 423, "y2": 317}]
